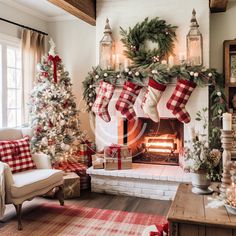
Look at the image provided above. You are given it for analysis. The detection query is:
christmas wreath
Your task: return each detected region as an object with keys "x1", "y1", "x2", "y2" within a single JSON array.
[{"x1": 120, "y1": 17, "x2": 177, "y2": 66}]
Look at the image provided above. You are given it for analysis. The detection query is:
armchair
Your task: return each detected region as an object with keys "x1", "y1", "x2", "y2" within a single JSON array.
[{"x1": 0, "y1": 128, "x2": 64, "y2": 230}]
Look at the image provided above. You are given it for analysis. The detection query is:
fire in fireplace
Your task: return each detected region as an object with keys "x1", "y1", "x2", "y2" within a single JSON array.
[{"x1": 118, "y1": 118, "x2": 184, "y2": 165}]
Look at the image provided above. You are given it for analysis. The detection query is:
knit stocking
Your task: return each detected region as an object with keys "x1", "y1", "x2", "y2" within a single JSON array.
[
  {"x1": 142, "y1": 78, "x2": 167, "y2": 122},
  {"x1": 166, "y1": 79, "x2": 196, "y2": 123},
  {"x1": 92, "y1": 80, "x2": 115, "y2": 122},
  {"x1": 115, "y1": 81, "x2": 141, "y2": 121}
]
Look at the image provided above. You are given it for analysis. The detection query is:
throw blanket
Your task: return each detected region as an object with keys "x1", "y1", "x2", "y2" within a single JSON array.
[{"x1": 0, "y1": 164, "x2": 5, "y2": 218}]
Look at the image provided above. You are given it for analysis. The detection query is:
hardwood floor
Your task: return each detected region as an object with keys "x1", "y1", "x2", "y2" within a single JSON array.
[{"x1": 0, "y1": 191, "x2": 171, "y2": 229}]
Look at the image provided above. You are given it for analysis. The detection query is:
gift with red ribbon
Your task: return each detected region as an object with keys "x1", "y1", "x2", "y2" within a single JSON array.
[
  {"x1": 104, "y1": 144, "x2": 132, "y2": 170},
  {"x1": 106, "y1": 144, "x2": 122, "y2": 170},
  {"x1": 48, "y1": 54, "x2": 61, "y2": 83}
]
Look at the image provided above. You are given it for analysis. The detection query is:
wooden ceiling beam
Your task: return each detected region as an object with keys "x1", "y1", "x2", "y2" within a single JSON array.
[
  {"x1": 48, "y1": 0, "x2": 96, "y2": 26},
  {"x1": 210, "y1": 0, "x2": 228, "y2": 13}
]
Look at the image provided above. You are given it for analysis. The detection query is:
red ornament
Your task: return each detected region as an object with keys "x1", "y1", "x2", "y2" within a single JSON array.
[
  {"x1": 36, "y1": 126, "x2": 42, "y2": 133},
  {"x1": 48, "y1": 140, "x2": 56, "y2": 145},
  {"x1": 41, "y1": 72, "x2": 49, "y2": 77},
  {"x1": 48, "y1": 55, "x2": 61, "y2": 83},
  {"x1": 63, "y1": 101, "x2": 68, "y2": 108},
  {"x1": 48, "y1": 120, "x2": 53, "y2": 128}
]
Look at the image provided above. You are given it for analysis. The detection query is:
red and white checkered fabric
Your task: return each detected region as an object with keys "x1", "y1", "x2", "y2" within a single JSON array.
[
  {"x1": 54, "y1": 161, "x2": 87, "y2": 175},
  {"x1": 92, "y1": 80, "x2": 115, "y2": 122},
  {"x1": 53, "y1": 161, "x2": 90, "y2": 189},
  {"x1": 166, "y1": 79, "x2": 196, "y2": 123},
  {"x1": 0, "y1": 136, "x2": 36, "y2": 173},
  {"x1": 142, "y1": 78, "x2": 167, "y2": 123},
  {"x1": 115, "y1": 81, "x2": 141, "y2": 121}
]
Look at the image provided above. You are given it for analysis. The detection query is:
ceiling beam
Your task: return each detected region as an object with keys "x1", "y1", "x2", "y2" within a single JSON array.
[
  {"x1": 210, "y1": 0, "x2": 228, "y2": 13},
  {"x1": 48, "y1": 0, "x2": 96, "y2": 26}
]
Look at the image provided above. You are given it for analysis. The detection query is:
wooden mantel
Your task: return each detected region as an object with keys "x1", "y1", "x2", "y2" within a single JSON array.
[
  {"x1": 48, "y1": 0, "x2": 96, "y2": 26},
  {"x1": 210, "y1": 0, "x2": 228, "y2": 13}
]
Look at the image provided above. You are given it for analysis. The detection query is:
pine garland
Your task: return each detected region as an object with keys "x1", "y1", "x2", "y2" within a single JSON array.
[
  {"x1": 83, "y1": 64, "x2": 227, "y2": 121},
  {"x1": 120, "y1": 17, "x2": 177, "y2": 66}
]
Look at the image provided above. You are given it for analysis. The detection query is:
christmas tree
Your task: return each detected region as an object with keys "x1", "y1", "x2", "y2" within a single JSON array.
[{"x1": 29, "y1": 39, "x2": 83, "y2": 162}]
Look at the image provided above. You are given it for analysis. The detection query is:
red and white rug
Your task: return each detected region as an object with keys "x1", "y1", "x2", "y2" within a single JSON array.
[{"x1": 1, "y1": 202, "x2": 167, "y2": 236}]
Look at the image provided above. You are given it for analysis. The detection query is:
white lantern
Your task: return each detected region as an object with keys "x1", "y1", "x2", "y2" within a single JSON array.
[
  {"x1": 186, "y1": 9, "x2": 203, "y2": 66},
  {"x1": 99, "y1": 18, "x2": 114, "y2": 70}
]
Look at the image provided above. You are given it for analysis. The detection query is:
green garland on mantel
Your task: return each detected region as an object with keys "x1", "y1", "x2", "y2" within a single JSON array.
[{"x1": 83, "y1": 63, "x2": 227, "y2": 121}]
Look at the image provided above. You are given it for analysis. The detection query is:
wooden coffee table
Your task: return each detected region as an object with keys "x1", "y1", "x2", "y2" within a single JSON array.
[{"x1": 167, "y1": 183, "x2": 236, "y2": 236}]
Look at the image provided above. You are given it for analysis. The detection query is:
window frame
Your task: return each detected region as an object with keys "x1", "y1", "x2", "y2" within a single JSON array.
[{"x1": 0, "y1": 33, "x2": 21, "y2": 128}]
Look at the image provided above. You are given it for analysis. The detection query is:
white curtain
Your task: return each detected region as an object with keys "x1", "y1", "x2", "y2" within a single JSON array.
[{"x1": 21, "y1": 29, "x2": 46, "y2": 125}]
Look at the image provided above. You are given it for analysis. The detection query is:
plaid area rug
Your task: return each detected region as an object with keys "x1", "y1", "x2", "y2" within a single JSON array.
[{"x1": 1, "y1": 202, "x2": 167, "y2": 236}]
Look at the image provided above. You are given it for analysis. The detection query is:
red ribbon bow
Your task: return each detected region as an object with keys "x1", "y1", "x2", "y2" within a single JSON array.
[
  {"x1": 107, "y1": 144, "x2": 121, "y2": 170},
  {"x1": 150, "y1": 232, "x2": 160, "y2": 236},
  {"x1": 149, "y1": 223, "x2": 169, "y2": 236},
  {"x1": 48, "y1": 55, "x2": 61, "y2": 83}
]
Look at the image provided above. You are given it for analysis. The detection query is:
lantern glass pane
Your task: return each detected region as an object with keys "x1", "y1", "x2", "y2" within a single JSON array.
[
  {"x1": 187, "y1": 34, "x2": 202, "y2": 66},
  {"x1": 99, "y1": 40, "x2": 113, "y2": 70}
]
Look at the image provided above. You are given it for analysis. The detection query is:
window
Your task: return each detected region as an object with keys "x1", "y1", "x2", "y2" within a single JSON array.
[{"x1": 0, "y1": 34, "x2": 22, "y2": 128}]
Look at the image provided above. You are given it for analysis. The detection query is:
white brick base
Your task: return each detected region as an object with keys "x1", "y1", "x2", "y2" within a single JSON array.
[{"x1": 87, "y1": 164, "x2": 191, "y2": 200}]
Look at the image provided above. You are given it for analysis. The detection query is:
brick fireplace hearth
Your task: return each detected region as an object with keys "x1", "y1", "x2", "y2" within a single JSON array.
[{"x1": 87, "y1": 164, "x2": 191, "y2": 200}]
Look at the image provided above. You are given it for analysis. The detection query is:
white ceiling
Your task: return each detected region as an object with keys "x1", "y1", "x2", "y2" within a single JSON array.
[{"x1": 1, "y1": 0, "x2": 76, "y2": 21}]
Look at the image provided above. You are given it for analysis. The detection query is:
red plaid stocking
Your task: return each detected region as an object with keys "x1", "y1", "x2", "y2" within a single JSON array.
[
  {"x1": 115, "y1": 81, "x2": 141, "y2": 121},
  {"x1": 166, "y1": 79, "x2": 196, "y2": 123},
  {"x1": 92, "y1": 80, "x2": 115, "y2": 122},
  {"x1": 142, "y1": 78, "x2": 166, "y2": 122}
]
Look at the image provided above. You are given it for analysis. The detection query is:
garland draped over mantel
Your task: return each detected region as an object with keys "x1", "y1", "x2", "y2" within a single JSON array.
[
  {"x1": 83, "y1": 64, "x2": 227, "y2": 120},
  {"x1": 82, "y1": 17, "x2": 227, "y2": 121}
]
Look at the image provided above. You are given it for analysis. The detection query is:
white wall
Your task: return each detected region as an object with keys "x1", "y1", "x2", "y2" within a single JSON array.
[
  {"x1": 95, "y1": 0, "x2": 210, "y2": 150},
  {"x1": 210, "y1": 0, "x2": 236, "y2": 72},
  {"x1": 0, "y1": 1, "x2": 96, "y2": 140},
  {"x1": 48, "y1": 20, "x2": 96, "y2": 140},
  {"x1": 96, "y1": 0, "x2": 210, "y2": 67},
  {"x1": 0, "y1": 1, "x2": 48, "y2": 38}
]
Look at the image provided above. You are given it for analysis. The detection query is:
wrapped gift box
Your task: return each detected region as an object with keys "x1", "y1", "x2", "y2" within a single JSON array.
[
  {"x1": 104, "y1": 145, "x2": 132, "y2": 170},
  {"x1": 78, "y1": 141, "x2": 95, "y2": 166},
  {"x1": 92, "y1": 154, "x2": 104, "y2": 169},
  {"x1": 53, "y1": 161, "x2": 90, "y2": 190},
  {"x1": 63, "y1": 172, "x2": 80, "y2": 199}
]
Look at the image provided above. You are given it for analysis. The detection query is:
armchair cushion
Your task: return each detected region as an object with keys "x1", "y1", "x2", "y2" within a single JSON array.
[
  {"x1": 11, "y1": 169, "x2": 63, "y2": 199},
  {"x1": 0, "y1": 137, "x2": 36, "y2": 173},
  {"x1": 32, "y1": 153, "x2": 52, "y2": 169}
]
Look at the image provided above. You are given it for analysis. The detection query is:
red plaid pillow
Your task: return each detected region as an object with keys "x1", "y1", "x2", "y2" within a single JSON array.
[{"x1": 0, "y1": 136, "x2": 36, "y2": 173}]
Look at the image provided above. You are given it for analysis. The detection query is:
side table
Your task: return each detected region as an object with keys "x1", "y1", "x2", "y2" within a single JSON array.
[{"x1": 167, "y1": 183, "x2": 236, "y2": 236}]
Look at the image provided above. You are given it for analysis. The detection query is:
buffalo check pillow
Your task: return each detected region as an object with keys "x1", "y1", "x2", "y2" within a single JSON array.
[{"x1": 0, "y1": 136, "x2": 36, "y2": 173}]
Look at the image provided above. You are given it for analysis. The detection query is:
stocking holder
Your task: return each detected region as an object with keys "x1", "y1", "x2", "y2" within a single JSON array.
[{"x1": 220, "y1": 130, "x2": 234, "y2": 197}]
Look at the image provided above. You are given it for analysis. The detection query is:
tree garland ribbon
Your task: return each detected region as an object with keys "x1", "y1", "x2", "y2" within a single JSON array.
[{"x1": 48, "y1": 55, "x2": 61, "y2": 83}]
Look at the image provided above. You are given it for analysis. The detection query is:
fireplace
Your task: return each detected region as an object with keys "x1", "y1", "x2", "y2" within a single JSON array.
[{"x1": 118, "y1": 118, "x2": 184, "y2": 165}]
